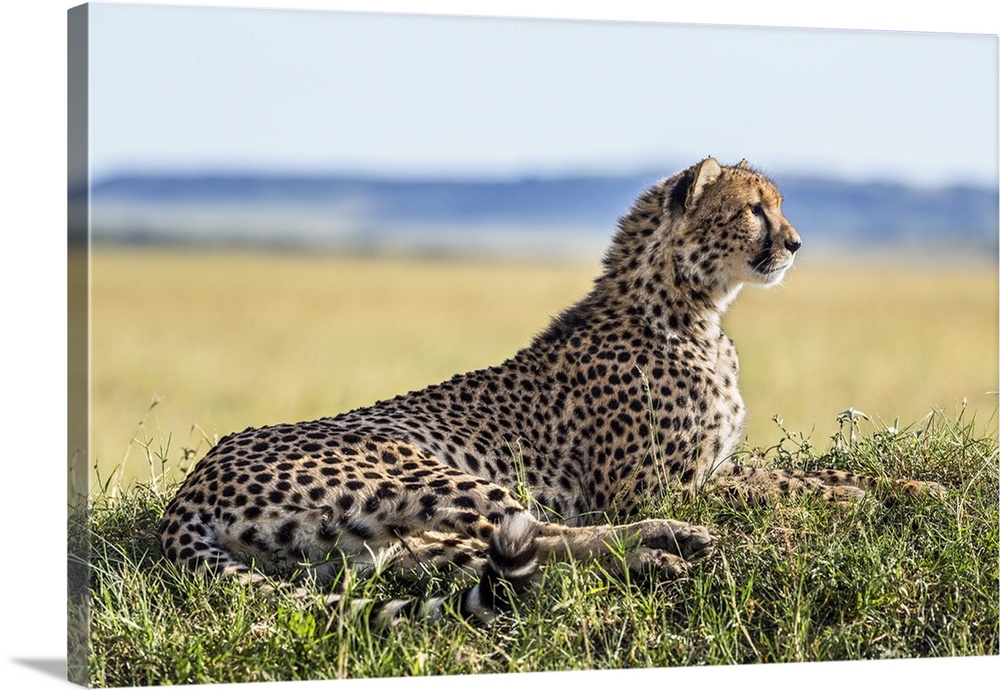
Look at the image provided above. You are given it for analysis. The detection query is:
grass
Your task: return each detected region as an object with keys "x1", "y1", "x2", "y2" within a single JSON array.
[{"x1": 75, "y1": 407, "x2": 998, "y2": 686}]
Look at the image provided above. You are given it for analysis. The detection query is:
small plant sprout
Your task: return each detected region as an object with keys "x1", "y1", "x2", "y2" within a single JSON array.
[{"x1": 835, "y1": 407, "x2": 870, "y2": 449}]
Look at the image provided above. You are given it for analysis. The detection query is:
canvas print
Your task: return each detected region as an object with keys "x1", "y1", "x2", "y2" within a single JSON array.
[{"x1": 68, "y1": 3, "x2": 999, "y2": 687}]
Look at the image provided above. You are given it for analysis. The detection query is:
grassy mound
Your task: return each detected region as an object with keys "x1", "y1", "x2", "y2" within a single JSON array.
[{"x1": 73, "y1": 410, "x2": 998, "y2": 686}]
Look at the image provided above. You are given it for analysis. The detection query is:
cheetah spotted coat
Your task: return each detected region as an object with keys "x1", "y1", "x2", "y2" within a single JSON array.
[{"x1": 160, "y1": 158, "x2": 944, "y2": 624}]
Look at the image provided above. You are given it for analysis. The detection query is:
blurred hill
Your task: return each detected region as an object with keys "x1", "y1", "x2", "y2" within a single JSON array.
[{"x1": 74, "y1": 170, "x2": 998, "y2": 260}]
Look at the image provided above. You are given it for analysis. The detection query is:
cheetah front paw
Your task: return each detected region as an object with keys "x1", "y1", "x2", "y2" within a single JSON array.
[{"x1": 635, "y1": 519, "x2": 716, "y2": 562}]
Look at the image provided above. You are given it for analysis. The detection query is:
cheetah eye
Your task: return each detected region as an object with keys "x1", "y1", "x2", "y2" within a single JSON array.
[{"x1": 750, "y1": 203, "x2": 765, "y2": 218}]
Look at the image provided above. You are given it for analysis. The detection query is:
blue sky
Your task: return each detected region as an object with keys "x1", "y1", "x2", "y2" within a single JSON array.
[{"x1": 86, "y1": 2, "x2": 999, "y2": 187}]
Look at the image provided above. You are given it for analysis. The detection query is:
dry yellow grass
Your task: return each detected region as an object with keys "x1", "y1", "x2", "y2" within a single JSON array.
[
  {"x1": 88, "y1": 248, "x2": 997, "y2": 487},
  {"x1": 728, "y1": 257, "x2": 998, "y2": 445}
]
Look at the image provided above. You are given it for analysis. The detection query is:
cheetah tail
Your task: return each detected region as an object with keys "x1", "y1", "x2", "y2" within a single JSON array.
[{"x1": 367, "y1": 512, "x2": 541, "y2": 627}]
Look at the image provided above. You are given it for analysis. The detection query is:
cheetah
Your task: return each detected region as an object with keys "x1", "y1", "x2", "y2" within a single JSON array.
[{"x1": 159, "y1": 157, "x2": 945, "y2": 624}]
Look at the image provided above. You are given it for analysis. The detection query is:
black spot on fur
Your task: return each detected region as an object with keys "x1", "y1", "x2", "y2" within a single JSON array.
[{"x1": 276, "y1": 520, "x2": 297, "y2": 545}]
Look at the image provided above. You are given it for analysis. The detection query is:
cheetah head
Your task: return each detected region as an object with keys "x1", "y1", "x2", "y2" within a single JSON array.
[
  {"x1": 666, "y1": 157, "x2": 801, "y2": 300},
  {"x1": 601, "y1": 157, "x2": 801, "y2": 315}
]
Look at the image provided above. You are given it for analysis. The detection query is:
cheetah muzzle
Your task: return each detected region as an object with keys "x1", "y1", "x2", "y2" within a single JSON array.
[{"x1": 159, "y1": 157, "x2": 945, "y2": 626}]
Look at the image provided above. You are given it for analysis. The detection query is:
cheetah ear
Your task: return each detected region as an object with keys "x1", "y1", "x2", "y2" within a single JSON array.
[
  {"x1": 736, "y1": 158, "x2": 750, "y2": 170},
  {"x1": 685, "y1": 157, "x2": 722, "y2": 210}
]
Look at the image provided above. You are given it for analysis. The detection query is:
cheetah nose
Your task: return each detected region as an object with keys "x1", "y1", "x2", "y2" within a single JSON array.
[{"x1": 785, "y1": 237, "x2": 802, "y2": 254}]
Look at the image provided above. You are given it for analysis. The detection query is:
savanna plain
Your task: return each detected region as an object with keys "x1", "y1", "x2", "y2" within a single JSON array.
[{"x1": 77, "y1": 247, "x2": 999, "y2": 686}]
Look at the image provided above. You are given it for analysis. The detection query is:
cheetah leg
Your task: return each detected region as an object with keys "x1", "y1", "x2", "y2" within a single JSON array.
[
  {"x1": 383, "y1": 510, "x2": 715, "y2": 579},
  {"x1": 530, "y1": 518, "x2": 716, "y2": 577},
  {"x1": 783, "y1": 468, "x2": 946, "y2": 499},
  {"x1": 707, "y1": 463, "x2": 946, "y2": 505},
  {"x1": 356, "y1": 509, "x2": 715, "y2": 582}
]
